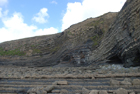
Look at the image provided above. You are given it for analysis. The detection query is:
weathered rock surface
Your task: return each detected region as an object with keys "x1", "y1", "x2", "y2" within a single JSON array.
[
  {"x1": 82, "y1": 87, "x2": 90, "y2": 94},
  {"x1": 98, "y1": 90, "x2": 108, "y2": 94},
  {"x1": 110, "y1": 79, "x2": 120, "y2": 86},
  {"x1": 0, "y1": 65, "x2": 140, "y2": 94},
  {"x1": 60, "y1": 89, "x2": 68, "y2": 94},
  {"x1": 89, "y1": 0, "x2": 140, "y2": 67},
  {"x1": 115, "y1": 88, "x2": 128, "y2": 94},
  {"x1": 132, "y1": 79, "x2": 140, "y2": 85},
  {"x1": 52, "y1": 81, "x2": 68, "y2": 85},
  {"x1": 0, "y1": 0, "x2": 139, "y2": 68},
  {"x1": 0, "y1": 12, "x2": 117, "y2": 67},
  {"x1": 27, "y1": 86, "x2": 47, "y2": 94},
  {"x1": 89, "y1": 90, "x2": 98, "y2": 94},
  {"x1": 120, "y1": 78, "x2": 132, "y2": 85}
]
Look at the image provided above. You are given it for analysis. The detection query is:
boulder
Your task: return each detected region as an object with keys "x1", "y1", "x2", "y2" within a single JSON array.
[
  {"x1": 44, "y1": 85, "x2": 54, "y2": 92},
  {"x1": 52, "y1": 90, "x2": 60, "y2": 93},
  {"x1": 110, "y1": 79, "x2": 120, "y2": 86},
  {"x1": 60, "y1": 89, "x2": 68, "y2": 94},
  {"x1": 132, "y1": 79, "x2": 140, "y2": 85},
  {"x1": 130, "y1": 92, "x2": 135, "y2": 94},
  {"x1": 98, "y1": 90, "x2": 108, "y2": 94},
  {"x1": 120, "y1": 78, "x2": 132, "y2": 85},
  {"x1": 115, "y1": 88, "x2": 128, "y2": 94},
  {"x1": 52, "y1": 81, "x2": 68, "y2": 85},
  {"x1": 89, "y1": 90, "x2": 98, "y2": 94},
  {"x1": 82, "y1": 87, "x2": 90, "y2": 94},
  {"x1": 27, "y1": 86, "x2": 47, "y2": 94}
]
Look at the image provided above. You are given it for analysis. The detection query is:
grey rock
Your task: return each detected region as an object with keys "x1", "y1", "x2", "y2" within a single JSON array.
[
  {"x1": 52, "y1": 81, "x2": 68, "y2": 85},
  {"x1": 110, "y1": 79, "x2": 120, "y2": 86},
  {"x1": 89, "y1": 90, "x2": 98, "y2": 94},
  {"x1": 60, "y1": 89, "x2": 68, "y2": 94},
  {"x1": 98, "y1": 90, "x2": 108, "y2": 94},
  {"x1": 130, "y1": 92, "x2": 135, "y2": 94},
  {"x1": 115, "y1": 88, "x2": 128, "y2": 94},
  {"x1": 44, "y1": 85, "x2": 54, "y2": 92},
  {"x1": 120, "y1": 78, "x2": 132, "y2": 85},
  {"x1": 132, "y1": 79, "x2": 140, "y2": 85},
  {"x1": 82, "y1": 87, "x2": 90, "y2": 94}
]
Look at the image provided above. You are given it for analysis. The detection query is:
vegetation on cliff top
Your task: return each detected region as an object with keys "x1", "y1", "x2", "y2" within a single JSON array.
[{"x1": 0, "y1": 47, "x2": 25, "y2": 56}]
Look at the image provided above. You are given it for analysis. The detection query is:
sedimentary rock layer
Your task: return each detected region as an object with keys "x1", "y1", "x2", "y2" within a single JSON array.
[{"x1": 90, "y1": 0, "x2": 140, "y2": 67}]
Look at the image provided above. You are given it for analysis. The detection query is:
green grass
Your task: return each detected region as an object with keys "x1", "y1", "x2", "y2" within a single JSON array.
[
  {"x1": 33, "y1": 49, "x2": 41, "y2": 53},
  {"x1": 31, "y1": 45, "x2": 36, "y2": 48},
  {"x1": 50, "y1": 46, "x2": 60, "y2": 53},
  {"x1": 90, "y1": 35, "x2": 100, "y2": 46},
  {"x1": 86, "y1": 19, "x2": 104, "y2": 27},
  {"x1": 0, "y1": 47, "x2": 25, "y2": 56}
]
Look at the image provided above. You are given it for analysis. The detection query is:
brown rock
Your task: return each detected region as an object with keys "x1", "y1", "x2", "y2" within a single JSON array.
[
  {"x1": 27, "y1": 86, "x2": 47, "y2": 94},
  {"x1": 120, "y1": 78, "x2": 132, "y2": 85},
  {"x1": 44, "y1": 85, "x2": 54, "y2": 92},
  {"x1": 52, "y1": 81, "x2": 68, "y2": 85},
  {"x1": 120, "y1": 80, "x2": 131, "y2": 85},
  {"x1": 52, "y1": 81, "x2": 58, "y2": 85},
  {"x1": 110, "y1": 79, "x2": 120, "y2": 86},
  {"x1": 98, "y1": 90, "x2": 108, "y2": 94},
  {"x1": 57, "y1": 81, "x2": 68, "y2": 85},
  {"x1": 89, "y1": 90, "x2": 98, "y2": 94},
  {"x1": 124, "y1": 78, "x2": 131, "y2": 82},
  {"x1": 60, "y1": 89, "x2": 68, "y2": 94},
  {"x1": 132, "y1": 79, "x2": 140, "y2": 85},
  {"x1": 130, "y1": 92, "x2": 135, "y2": 94},
  {"x1": 115, "y1": 88, "x2": 128, "y2": 94},
  {"x1": 82, "y1": 87, "x2": 90, "y2": 94},
  {"x1": 52, "y1": 90, "x2": 60, "y2": 93},
  {"x1": 92, "y1": 77, "x2": 95, "y2": 79}
]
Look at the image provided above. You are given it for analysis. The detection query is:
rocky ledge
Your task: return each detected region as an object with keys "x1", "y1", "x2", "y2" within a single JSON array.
[{"x1": 0, "y1": 64, "x2": 140, "y2": 94}]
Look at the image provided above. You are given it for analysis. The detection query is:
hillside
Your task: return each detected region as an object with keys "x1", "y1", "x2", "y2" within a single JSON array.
[
  {"x1": 0, "y1": 0, "x2": 140, "y2": 68},
  {"x1": 0, "y1": 12, "x2": 117, "y2": 67}
]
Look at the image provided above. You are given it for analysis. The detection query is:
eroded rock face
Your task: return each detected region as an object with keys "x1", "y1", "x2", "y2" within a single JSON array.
[
  {"x1": 0, "y1": 0, "x2": 139, "y2": 68},
  {"x1": 90, "y1": 0, "x2": 140, "y2": 67},
  {"x1": 0, "y1": 12, "x2": 117, "y2": 67}
]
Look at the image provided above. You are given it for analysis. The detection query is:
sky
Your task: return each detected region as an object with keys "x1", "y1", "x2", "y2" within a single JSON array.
[{"x1": 0, "y1": 0, "x2": 126, "y2": 43}]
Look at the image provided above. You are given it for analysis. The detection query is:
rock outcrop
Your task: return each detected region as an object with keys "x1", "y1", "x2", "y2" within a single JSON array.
[
  {"x1": 89, "y1": 0, "x2": 140, "y2": 67},
  {"x1": 0, "y1": 12, "x2": 117, "y2": 67},
  {"x1": 0, "y1": 0, "x2": 139, "y2": 67}
]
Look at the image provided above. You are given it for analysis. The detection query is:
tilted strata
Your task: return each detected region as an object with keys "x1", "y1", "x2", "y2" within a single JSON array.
[
  {"x1": 0, "y1": 0, "x2": 140, "y2": 68},
  {"x1": 89, "y1": 0, "x2": 140, "y2": 67}
]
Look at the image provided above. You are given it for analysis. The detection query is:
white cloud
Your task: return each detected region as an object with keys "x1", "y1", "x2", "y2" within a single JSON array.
[
  {"x1": 51, "y1": 1, "x2": 57, "y2": 4},
  {"x1": 61, "y1": 0, "x2": 126, "y2": 31},
  {"x1": 0, "y1": 12, "x2": 58, "y2": 43},
  {"x1": 34, "y1": 27, "x2": 58, "y2": 36},
  {"x1": 32, "y1": 8, "x2": 49, "y2": 24},
  {"x1": 0, "y1": 8, "x2": 8, "y2": 18},
  {"x1": 0, "y1": 0, "x2": 8, "y2": 6}
]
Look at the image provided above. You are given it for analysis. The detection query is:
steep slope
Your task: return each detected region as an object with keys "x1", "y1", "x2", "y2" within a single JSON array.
[
  {"x1": 0, "y1": 12, "x2": 117, "y2": 67},
  {"x1": 89, "y1": 0, "x2": 140, "y2": 67}
]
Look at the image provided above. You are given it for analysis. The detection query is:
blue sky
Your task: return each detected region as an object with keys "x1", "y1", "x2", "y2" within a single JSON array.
[{"x1": 0, "y1": 0, "x2": 126, "y2": 43}]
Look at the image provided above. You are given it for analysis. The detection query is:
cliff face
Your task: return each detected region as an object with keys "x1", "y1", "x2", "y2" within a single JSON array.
[
  {"x1": 90, "y1": 0, "x2": 140, "y2": 67},
  {"x1": 0, "y1": 0, "x2": 139, "y2": 68},
  {"x1": 0, "y1": 12, "x2": 117, "y2": 67}
]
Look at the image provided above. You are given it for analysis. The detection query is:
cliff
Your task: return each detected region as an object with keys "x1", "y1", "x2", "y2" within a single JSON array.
[
  {"x1": 89, "y1": 0, "x2": 140, "y2": 67},
  {"x1": 0, "y1": 0, "x2": 139, "y2": 68},
  {"x1": 0, "y1": 12, "x2": 117, "y2": 67}
]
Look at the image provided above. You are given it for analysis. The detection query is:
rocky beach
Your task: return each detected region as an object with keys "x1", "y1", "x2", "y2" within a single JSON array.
[{"x1": 0, "y1": 0, "x2": 140, "y2": 93}]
